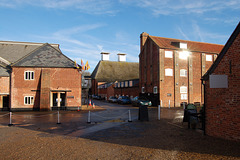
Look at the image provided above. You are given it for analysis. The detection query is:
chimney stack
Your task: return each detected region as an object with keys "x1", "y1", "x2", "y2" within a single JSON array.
[
  {"x1": 117, "y1": 53, "x2": 126, "y2": 62},
  {"x1": 101, "y1": 52, "x2": 110, "y2": 61},
  {"x1": 140, "y1": 32, "x2": 149, "y2": 52}
]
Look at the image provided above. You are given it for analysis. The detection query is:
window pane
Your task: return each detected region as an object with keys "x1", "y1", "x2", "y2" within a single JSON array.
[
  {"x1": 180, "y1": 69, "x2": 187, "y2": 77},
  {"x1": 181, "y1": 94, "x2": 188, "y2": 100},
  {"x1": 25, "y1": 97, "x2": 28, "y2": 104},
  {"x1": 31, "y1": 72, "x2": 34, "y2": 80},
  {"x1": 165, "y1": 68, "x2": 173, "y2": 76},
  {"x1": 206, "y1": 55, "x2": 212, "y2": 61},
  {"x1": 165, "y1": 51, "x2": 173, "y2": 58},
  {"x1": 180, "y1": 86, "x2": 187, "y2": 93}
]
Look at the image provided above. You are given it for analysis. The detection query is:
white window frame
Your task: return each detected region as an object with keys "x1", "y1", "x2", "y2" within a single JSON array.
[
  {"x1": 129, "y1": 81, "x2": 133, "y2": 87},
  {"x1": 180, "y1": 86, "x2": 187, "y2": 93},
  {"x1": 24, "y1": 71, "x2": 34, "y2": 80},
  {"x1": 125, "y1": 81, "x2": 128, "y2": 87},
  {"x1": 153, "y1": 86, "x2": 158, "y2": 94},
  {"x1": 180, "y1": 69, "x2": 187, "y2": 77},
  {"x1": 206, "y1": 55, "x2": 212, "y2": 61},
  {"x1": 24, "y1": 96, "x2": 34, "y2": 105},
  {"x1": 142, "y1": 87, "x2": 145, "y2": 93},
  {"x1": 181, "y1": 94, "x2": 188, "y2": 100},
  {"x1": 165, "y1": 68, "x2": 173, "y2": 76},
  {"x1": 165, "y1": 50, "x2": 173, "y2": 58}
]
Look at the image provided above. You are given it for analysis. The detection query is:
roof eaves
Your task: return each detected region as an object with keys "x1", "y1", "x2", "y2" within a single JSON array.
[{"x1": 202, "y1": 22, "x2": 240, "y2": 81}]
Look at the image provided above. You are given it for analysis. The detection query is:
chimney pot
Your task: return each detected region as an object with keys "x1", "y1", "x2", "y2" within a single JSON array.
[
  {"x1": 117, "y1": 53, "x2": 126, "y2": 62},
  {"x1": 101, "y1": 52, "x2": 110, "y2": 61}
]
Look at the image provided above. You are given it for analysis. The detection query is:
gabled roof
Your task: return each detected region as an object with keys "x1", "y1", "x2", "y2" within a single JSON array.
[
  {"x1": 0, "y1": 65, "x2": 9, "y2": 77},
  {"x1": 91, "y1": 61, "x2": 139, "y2": 83},
  {"x1": 12, "y1": 43, "x2": 76, "y2": 68},
  {"x1": 202, "y1": 22, "x2": 240, "y2": 81},
  {"x1": 0, "y1": 41, "x2": 60, "y2": 63},
  {"x1": 149, "y1": 36, "x2": 224, "y2": 54}
]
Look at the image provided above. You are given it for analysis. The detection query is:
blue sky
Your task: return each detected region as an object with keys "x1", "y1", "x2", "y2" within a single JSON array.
[{"x1": 0, "y1": 0, "x2": 239, "y2": 73}]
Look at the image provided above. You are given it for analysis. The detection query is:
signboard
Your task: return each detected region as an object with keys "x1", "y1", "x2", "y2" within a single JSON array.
[{"x1": 210, "y1": 75, "x2": 228, "y2": 88}]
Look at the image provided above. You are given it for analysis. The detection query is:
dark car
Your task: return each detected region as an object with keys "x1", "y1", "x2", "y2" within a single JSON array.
[
  {"x1": 108, "y1": 96, "x2": 118, "y2": 103},
  {"x1": 117, "y1": 96, "x2": 131, "y2": 104},
  {"x1": 132, "y1": 96, "x2": 152, "y2": 107}
]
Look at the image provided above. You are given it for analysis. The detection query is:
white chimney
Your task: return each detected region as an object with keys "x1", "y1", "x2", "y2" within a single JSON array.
[
  {"x1": 118, "y1": 53, "x2": 126, "y2": 62},
  {"x1": 101, "y1": 52, "x2": 110, "y2": 61}
]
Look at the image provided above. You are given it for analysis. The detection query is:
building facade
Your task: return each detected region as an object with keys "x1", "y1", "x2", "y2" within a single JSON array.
[
  {"x1": 202, "y1": 22, "x2": 240, "y2": 141},
  {"x1": 91, "y1": 52, "x2": 139, "y2": 100},
  {"x1": 0, "y1": 41, "x2": 81, "y2": 111},
  {"x1": 139, "y1": 32, "x2": 224, "y2": 107}
]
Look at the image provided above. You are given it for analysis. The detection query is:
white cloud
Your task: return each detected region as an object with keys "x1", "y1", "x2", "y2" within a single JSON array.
[
  {"x1": 119, "y1": 0, "x2": 240, "y2": 16},
  {"x1": 0, "y1": 0, "x2": 116, "y2": 15}
]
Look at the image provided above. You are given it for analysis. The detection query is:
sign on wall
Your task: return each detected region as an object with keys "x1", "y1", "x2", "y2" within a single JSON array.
[{"x1": 209, "y1": 75, "x2": 228, "y2": 88}]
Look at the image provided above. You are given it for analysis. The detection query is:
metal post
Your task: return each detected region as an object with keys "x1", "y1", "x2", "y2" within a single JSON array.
[
  {"x1": 158, "y1": 105, "x2": 161, "y2": 120},
  {"x1": 57, "y1": 111, "x2": 61, "y2": 124},
  {"x1": 183, "y1": 103, "x2": 186, "y2": 109},
  {"x1": 161, "y1": 100, "x2": 162, "y2": 107},
  {"x1": 128, "y1": 110, "x2": 132, "y2": 122},
  {"x1": 87, "y1": 111, "x2": 91, "y2": 123},
  {"x1": 8, "y1": 112, "x2": 13, "y2": 126},
  {"x1": 169, "y1": 100, "x2": 170, "y2": 108}
]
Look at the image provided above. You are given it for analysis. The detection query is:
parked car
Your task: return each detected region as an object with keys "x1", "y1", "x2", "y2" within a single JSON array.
[
  {"x1": 132, "y1": 96, "x2": 152, "y2": 107},
  {"x1": 117, "y1": 96, "x2": 131, "y2": 104},
  {"x1": 108, "y1": 96, "x2": 118, "y2": 103}
]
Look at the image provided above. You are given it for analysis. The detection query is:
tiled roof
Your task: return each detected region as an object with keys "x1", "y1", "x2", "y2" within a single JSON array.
[
  {"x1": 12, "y1": 43, "x2": 76, "y2": 68},
  {"x1": 150, "y1": 36, "x2": 224, "y2": 53},
  {"x1": 0, "y1": 41, "x2": 59, "y2": 63},
  {"x1": 0, "y1": 65, "x2": 9, "y2": 77},
  {"x1": 91, "y1": 61, "x2": 139, "y2": 82}
]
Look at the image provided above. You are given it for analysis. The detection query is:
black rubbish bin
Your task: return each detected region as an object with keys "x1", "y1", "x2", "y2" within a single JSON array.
[{"x1": 138, "y1": 105, "x2": 149, "y2": 121}]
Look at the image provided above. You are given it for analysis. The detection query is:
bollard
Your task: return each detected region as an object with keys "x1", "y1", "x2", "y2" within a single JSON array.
[
  {"x1": 78, "y1": 106, "x2": 80, "y2": 112},
  {"x1": 87, "y1": 111, "x2": 91, "y2": 123},
  {"x1": 128, "y1": 110, "x2": 132, "y2": 122},
  {"x1": 8, "y1": 112, "x2": 13, "y2": 126},
  {"x1": 169, "y1": 100, "x2": 170, "y2": 108},
  {"x1": 183, "y1": 103, "x2": 186, "y2": 110},
  {"x1": 158, "y1": 105, "x2": 161, "y2": 120},
  {"x1": 57, "y1": 111, "x2": 61, "y2": 124}
]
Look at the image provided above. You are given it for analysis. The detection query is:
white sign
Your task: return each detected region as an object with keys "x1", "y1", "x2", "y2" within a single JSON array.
[{"x1": 210, "y1": 75, "x2": 228, "y2": 88}]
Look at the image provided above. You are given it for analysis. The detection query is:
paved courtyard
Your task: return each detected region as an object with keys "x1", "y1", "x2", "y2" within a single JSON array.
[{"x1": 0, "y1": 101, "x2": 239, "y2": 159}]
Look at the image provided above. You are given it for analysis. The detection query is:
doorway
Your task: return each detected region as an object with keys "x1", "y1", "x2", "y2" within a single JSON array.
[
  {"x1": 2, "y1": 95, "x2": 9, "y2": 111},
  {"x1": 51, "y1": 92, "x2": 66, "y2": 110}
]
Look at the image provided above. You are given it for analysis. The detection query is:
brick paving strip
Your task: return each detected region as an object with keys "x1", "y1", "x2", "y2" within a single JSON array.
[{"x1": 0, "y1": 108, "x2": 240, "y2": 159}]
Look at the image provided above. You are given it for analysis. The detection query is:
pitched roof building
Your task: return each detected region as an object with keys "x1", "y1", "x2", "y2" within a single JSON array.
[
  {"x1": 139, "y1": 32, "x2": 224, "y2": 106},
  {"x1": 0, "y1": 41, "x2": 81, "y2": 111},
  {"x1": 202, "y1": 22, "x2": 240, "y2": 141}
]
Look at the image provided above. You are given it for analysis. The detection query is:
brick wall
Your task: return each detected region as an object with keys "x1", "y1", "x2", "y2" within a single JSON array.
[
  {"x1": 205, "y1": 31, "x2": 240, "y2": 141},
  {"x1": 11, "y1": 67, "x2": 81, "y2": 110},
  {"x1": 139, "y1": 38, "x2": 218, "y2": 107}
]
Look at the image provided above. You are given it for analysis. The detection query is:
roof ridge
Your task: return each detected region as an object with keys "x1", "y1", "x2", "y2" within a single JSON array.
[
  {"x1": 0, "y1": 40, "x2": 59, "y2": 47},
  {"x1": 149, "y1": 35, "x2": 224, "y2": 46}
]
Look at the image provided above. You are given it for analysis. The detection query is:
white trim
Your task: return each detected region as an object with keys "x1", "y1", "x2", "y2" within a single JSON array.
[
  {"x1": 24, "y1": 71, "x2": 34, "y2": 80},
  {"x1": 24, "y1": 96, "x2": 34, "y2": 105}
]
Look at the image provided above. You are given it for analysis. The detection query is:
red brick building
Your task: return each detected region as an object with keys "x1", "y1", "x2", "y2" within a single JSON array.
[
  {"x1": 91, "y1": 52, "x2": 139, "y2": 100},
  {"x1": 0, "y1": 41, "x2": 81, "y2": 111},
  {"x1": 202, "y1": 22, "x2": 240, "y2": 141},
  {"x1": 139, "y1": 33, "x2": 224, "y2": 107}
]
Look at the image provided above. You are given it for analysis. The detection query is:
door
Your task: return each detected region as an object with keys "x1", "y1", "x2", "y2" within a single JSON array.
[
  {"x1": 3, "y1": 95, "x2": 9, "y2": 111},
  {"x1": 60, "y1": 93, "x2": 66, "y2": 106},
  {"x1": 52, "y1": 93, "x2": 58, "y2": 107}
]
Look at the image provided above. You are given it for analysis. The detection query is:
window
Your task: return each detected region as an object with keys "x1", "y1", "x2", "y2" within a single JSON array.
[
  {"x1": 24, "y1": 71, "x2": 34, "y2": 80},
  {"x1": 180, "y1": 69, "x2": 187, "y2": 77},
  {"x1": 180, "y1": 43, "x2": 187, "y2": 49},
  {"x1": 165, "y1": 68, "x2": 173, "y2": 76},
  {"x1": 165, "y1": 51, "x2": 173, "y2": 58},
  {"x1": 125, "y1": 81, "x2": 128, "y2": 87},
  {"x1": 142, "y1": 87, "x2": 145, "y2": 93},
  {"x1": 24, "y1": 96, "x2": 34, "y2": 105},
  {"x1": 179, "y1": 51, "x2": 189, "y2": 60},
  {"x1": 180, "y1": 86, "x2": 187, "y2": 93},
  {"x1": 153, "y1": 86, "x2": 158, "y2": 94},
  {"x1": 121, "y1": 82, "x2": 124, "y2": 87},
  {"x1": 181, "y1": 94, "x2": 187, "y2": 100},
  {"x1": 129, "y1": 81, "x2": 133, "y2": 87},
  {"x1": 206, "y1": 55, "x2": 212, "y2": 61}
]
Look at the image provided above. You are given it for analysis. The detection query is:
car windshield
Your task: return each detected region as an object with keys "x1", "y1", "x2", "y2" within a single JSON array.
[{"x1": 122, "y1": 96, "x2": 130, "y2": 99}]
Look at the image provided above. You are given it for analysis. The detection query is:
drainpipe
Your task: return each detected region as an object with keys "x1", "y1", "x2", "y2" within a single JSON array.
[{"x1": 201, "y1": 79, "x2": 206, "y2": 135}]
